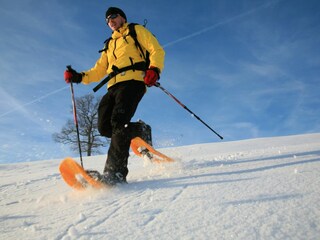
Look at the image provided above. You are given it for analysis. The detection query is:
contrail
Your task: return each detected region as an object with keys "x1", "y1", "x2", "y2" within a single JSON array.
[
  {"x1": 163, "y1": 0, "x2": 281, "y2": 48},
  {"x1": 0, "y1": 0, "x2": 281, "y2": 118},
  {"x1": 0, "y1": 86, "x2": 69, "y2": 118}
]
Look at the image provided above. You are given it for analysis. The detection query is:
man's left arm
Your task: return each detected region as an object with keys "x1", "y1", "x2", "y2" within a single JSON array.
[
  {"x1": 135, "y1": 25, "x2": 165, "y2": 86},
  {"x1": 135, "y1": 25, "x2": 165, "y2": 73}
]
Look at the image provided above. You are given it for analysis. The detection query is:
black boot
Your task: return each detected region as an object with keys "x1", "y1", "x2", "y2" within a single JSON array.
[
  {"x1": 86, "y1": 170, "x2": 103, "y2": 181},
  {"x1": 100, "y1": 171, "x2": 127, "y2": 186},
  {"x1": 129, "y1": 120, "x2": 153, "y2": 145}
]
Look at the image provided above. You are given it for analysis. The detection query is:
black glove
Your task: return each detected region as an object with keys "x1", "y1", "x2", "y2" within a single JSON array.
[{"x1": 64, "y1": 65, "x2": 83, "y2": 84}]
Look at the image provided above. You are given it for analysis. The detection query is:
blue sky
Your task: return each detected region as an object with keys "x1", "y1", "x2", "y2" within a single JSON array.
[{"x1": 1, "y1": 0, "x2": 319, "y2": 163}]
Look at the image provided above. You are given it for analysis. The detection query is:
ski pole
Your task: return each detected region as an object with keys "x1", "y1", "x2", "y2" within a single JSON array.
[
  {"x1": 66, "y1": 65, "x2": 84, "y2": 167},
  {"x1": 155, "y1": 82, "x2": 223, "y2": 140}
]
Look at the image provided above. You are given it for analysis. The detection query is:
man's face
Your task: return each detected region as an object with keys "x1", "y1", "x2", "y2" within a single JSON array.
[{"x1": 107, "y1": 13, "x2": 125, "y2": 31}]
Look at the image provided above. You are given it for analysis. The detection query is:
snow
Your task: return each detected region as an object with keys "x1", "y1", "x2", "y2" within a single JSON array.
[{"x1": 1, "y1": 133, "x2": 320, "y2": 240}]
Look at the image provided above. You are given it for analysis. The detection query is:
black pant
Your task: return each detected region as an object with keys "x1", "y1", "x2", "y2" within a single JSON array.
[{"x1": 98, "y1": 80, "x2": 146, "y2": 177}]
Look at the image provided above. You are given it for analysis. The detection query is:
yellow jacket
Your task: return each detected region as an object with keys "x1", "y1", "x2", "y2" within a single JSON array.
[{"x1": 82, "y1": 23, "x2": 165, "y2": 89}]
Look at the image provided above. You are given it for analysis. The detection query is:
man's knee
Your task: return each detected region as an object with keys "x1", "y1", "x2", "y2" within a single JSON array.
[{"x1": 98, "y1": 124, "x2": 112, "y2": 138}]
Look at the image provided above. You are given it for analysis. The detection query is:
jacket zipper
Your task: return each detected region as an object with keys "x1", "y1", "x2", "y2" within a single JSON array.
[{"x1": 112, "y1": 39, "x2": 117, "y2": 59}]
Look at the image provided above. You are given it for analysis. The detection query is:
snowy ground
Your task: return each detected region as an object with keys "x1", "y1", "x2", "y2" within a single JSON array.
[{"x1": 1, "y1": 133, "x2": 320, "y2": 240}]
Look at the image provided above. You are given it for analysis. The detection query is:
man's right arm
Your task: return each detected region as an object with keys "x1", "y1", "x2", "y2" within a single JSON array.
[{"x1": 81, "y1": 51, "x2": 109, "y2": 85}]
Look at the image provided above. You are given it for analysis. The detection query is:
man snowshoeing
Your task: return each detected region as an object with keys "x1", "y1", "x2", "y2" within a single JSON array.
[{"x1": 64, "y1": 7, "x2": 165, "y2": 186}]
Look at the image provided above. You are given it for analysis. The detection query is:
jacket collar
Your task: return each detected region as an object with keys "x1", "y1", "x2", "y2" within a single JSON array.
[{"x1": 112, "y1": 23, "x2": 129, "y2": 39}]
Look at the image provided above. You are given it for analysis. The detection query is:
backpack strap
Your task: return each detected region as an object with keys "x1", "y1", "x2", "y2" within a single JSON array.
[
  {"x1": 93, "y1": 23, "x2": 150, "y2": 92},
  {"x1": 128, "y1": 24, "x2": 145, "y2": 59},
  {"x1": 98, "y1": 23, "x2": 149, "y2": 64},
  {"x1": 93, "y1": 61, "x2": 146, "y2": 92},
  {"x1": 128, "y1": 23, "x2": 150, "y2": 67},
  {"x1": 98, "y1": 37, "x2": 112, "y2": 53}
]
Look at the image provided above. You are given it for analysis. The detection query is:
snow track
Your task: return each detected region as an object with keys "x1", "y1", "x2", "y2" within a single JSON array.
[{"x1": 1, "y1": 133, "x2": 320, "y2": 239}]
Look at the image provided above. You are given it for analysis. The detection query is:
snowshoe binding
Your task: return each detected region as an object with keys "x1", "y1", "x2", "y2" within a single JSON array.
[{"x1": 137, "y1": 146, "x2": 154, "y2": 162}]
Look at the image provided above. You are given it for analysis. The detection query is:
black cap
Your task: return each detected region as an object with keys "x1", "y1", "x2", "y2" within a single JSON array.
[{"x1": 106, "y1": 7, "x2": 127, "y2": 22}]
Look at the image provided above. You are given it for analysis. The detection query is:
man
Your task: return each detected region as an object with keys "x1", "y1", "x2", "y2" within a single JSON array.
[{"x1": 64, "y1": 7, "x2": 165, "y2": 185}]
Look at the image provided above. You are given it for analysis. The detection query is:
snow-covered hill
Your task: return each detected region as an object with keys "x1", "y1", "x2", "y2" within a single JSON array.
[{"x1": 1, "y1": 133, "x2": 320, "y2": 240}]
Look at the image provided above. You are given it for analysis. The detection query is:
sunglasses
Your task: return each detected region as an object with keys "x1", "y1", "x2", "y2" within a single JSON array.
[{"x1": 106, "y1": 14, "x2": 118, "y2": 23}]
